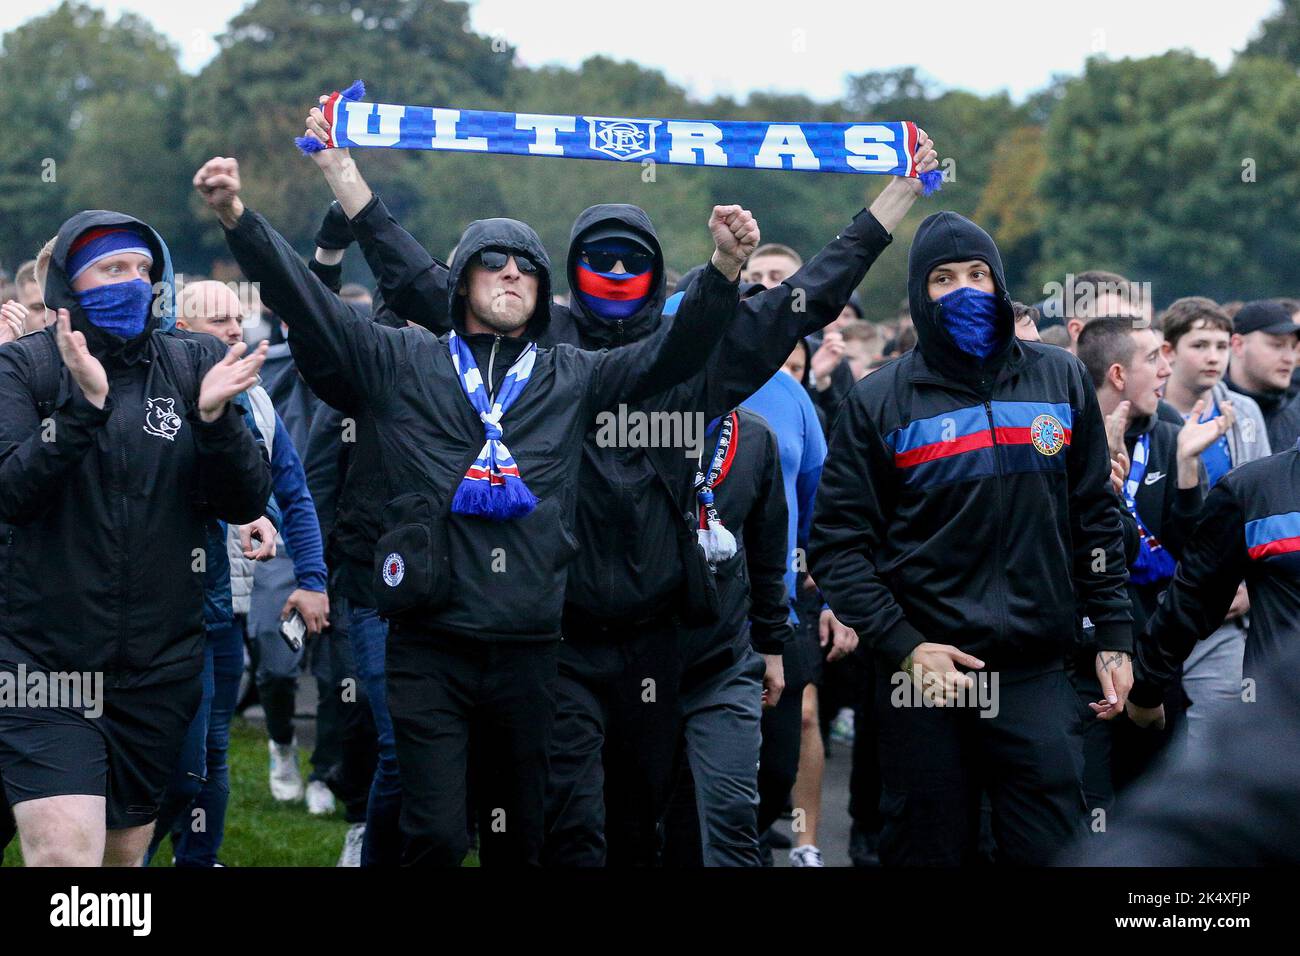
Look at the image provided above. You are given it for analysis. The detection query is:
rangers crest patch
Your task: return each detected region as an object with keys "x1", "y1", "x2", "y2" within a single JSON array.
[
  {"x1": 1029, "y1": 414, "x2": 1066, "y2": 456},
  {"x1": 382, "y1": 552, "x2": 405, "y2": 587}
]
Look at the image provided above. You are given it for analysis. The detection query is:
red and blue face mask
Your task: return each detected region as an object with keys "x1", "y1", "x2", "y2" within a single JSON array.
[{"x1": 574, "y1": 237, "x2": 655, "y2": 320}]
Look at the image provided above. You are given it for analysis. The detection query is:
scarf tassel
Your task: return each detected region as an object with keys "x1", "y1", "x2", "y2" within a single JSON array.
[
  {"x1": 697, "y1": 519, "x2": 737, "y2": 565},
  {"x1": 295, "y1": 80, "x2": 367, "y2": 153},
  {"x1": 920, "y1": 169, "x2": 943, "y2": 196},
  {"x1": 452, "y1": 474, "x2": 538, "y2": 522}
]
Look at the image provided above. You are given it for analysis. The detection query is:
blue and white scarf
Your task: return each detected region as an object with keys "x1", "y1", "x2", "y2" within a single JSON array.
[
  {"x1": 448, "y1": 331, "x2": 538, "y2": 521},
  {"x1": 1123, "y1": 432, "x2": 1178, "y2": 585},
  {"x1": 297, "y1": 81, "x2": 942, "y2": 194}
]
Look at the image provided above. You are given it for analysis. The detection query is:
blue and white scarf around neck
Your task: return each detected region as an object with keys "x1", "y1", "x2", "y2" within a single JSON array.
[
  {"x1": 448, "y1": 330, "x2": 539, "y2": 521},
  {"x1": 1123, "y1": 431, "x2": 1178, "y2": 585}
]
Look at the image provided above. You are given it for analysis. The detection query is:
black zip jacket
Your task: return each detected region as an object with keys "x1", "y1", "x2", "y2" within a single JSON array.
[
  {"x1": 223, "y1": 206, "x2": 737, "y2": 641},
  {"x1": 0, "y1": 210, "x2": 272, "y2": 687},
  {"x1": 808, "y1": 211, "x2": 1132, "y2": 669},
  {"x1": 1121, "y1": 412, "x2": 1204, "y2": 626},
  {"x1": 1131, "y1": 439, "x2": 1300, "y2": 707},
  {"x1": 344, "y1": 193, "x2": 894, "y2": 626},
  {"x1": 679, "y1": 408, "x2": 793, "y2": 672}
]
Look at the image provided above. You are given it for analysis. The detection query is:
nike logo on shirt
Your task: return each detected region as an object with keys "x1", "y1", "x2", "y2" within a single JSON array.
[{"x1": 1143, "y1": 471, "x2": 1166, "y2": 485}]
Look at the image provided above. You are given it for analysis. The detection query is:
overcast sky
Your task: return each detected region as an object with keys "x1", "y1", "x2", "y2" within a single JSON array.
[{"x1": 0, "y1": 0, "x2": 1282, "y2": 102}]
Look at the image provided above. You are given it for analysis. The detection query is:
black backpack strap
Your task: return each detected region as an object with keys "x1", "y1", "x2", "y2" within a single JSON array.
[
  {"x1": 152, "y1": 332, "x2": 200, "y2": 414},
  {"x1": 29, "y1": 330, "x2": 64, "y2": 420}
]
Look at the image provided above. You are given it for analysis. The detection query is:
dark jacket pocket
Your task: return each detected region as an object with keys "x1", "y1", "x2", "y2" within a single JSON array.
[{"x1": 373, "y1": 491, "x2": 450, "y2": 620}]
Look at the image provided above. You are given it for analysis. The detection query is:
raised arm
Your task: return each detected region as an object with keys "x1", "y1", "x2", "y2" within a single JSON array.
[
  {"x1": 583, "y1": 205, "x2": 752, "y2": 412},
  {"x1": 700, "y1": 133, "x2": 939, "y2": 418},
  {"x1": 302, "y1": 105, "x2": 452, "y2": 334},
  {"x1": 194, "y1": 156, "x2": 404, "y2": 413}
]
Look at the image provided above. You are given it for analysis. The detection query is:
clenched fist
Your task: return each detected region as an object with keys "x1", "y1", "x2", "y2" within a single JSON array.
[
  {"x1": 194, "y1": 157, "x2": 246, "y2": 229},
  {"x1": 902, "y1": 127, "x2": 939, "y2": 197},
  {"x1": 708, "y1": 205, "x2": 760, "y2": 281}
]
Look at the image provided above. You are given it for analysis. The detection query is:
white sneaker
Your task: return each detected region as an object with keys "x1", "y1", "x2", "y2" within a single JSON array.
[
  {"x1": 337, "y1": 823, "x2": 365, "y2": 867},
  {"x1": 306, "y1": 779, "x2": 336, "y2": 816},
  {"x1": 790, "y1": 845, "x2": 825, "y2": 867},
  {"x1": 268, "y1": 739, "x2": 303, "y2": 802}
]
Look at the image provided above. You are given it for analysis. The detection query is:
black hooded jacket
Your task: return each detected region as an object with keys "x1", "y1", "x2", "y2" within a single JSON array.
[
  {"x1": 678, "y1": 408, "x2": 793, "y2": 673},
  {"x1": 222, "y1": 205, "x2": 738, "y2": 641},
  {"x1": 809, "y1": 211, "x2": 1132, "y2": 669},
  {"x1": 0, "y1": 211, "x2": 273, "y2": 687},
  {"x1": 343, "y1": 193, "x2": 894, "y2": 626}
]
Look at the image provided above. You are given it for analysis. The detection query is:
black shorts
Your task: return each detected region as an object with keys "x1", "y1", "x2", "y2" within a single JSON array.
[
  {"x1": 0, "y1": 665, "x2": 202, "y2": 830},
  {"x1": 790, "y1": 589, "x2": 826, "y2": 690}
]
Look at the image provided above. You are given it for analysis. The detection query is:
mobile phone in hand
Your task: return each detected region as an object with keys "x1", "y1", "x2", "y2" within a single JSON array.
[{"x1": 280, "y1": 609, "x2": 307, "y2": 653}]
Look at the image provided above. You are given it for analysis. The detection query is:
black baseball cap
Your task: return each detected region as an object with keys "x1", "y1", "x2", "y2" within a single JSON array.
[{"x1": 1234, "y1": 300, "x2": 1300, "y2": 337}]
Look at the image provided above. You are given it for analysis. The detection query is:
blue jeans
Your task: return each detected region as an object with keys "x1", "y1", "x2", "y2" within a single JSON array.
[
  {"x1": 145, "y1": 626, "x2": 222, "y2": 865},
  {"x1": 350, "y1": 604, "x2": 403, "y2": 866},
  {"x1": 172, "y1": 621, "x2": 245, "y2": 867}
]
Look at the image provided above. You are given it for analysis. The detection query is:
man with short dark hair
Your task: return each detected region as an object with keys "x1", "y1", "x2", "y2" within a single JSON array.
[{"x1": 1225, "y1": 300, "x2": 1300, "y2": 451}]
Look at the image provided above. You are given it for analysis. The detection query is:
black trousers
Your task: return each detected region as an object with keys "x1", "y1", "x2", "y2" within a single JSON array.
[
  {"x1": 756, "y1": 627, "x2": 811, "y2": 834},
  {"x1": 386, "y1": 626, "x2": 558, "y2": 867},
  {"x1": 543, "y1": 619, "x2": 682, "y2": 867},
  {"x1": 848, "y1": 654, "x2": 882, "y2": 834},
  {"x1": 874, "y1": 662, "x2": 1088, "y2": 866}
]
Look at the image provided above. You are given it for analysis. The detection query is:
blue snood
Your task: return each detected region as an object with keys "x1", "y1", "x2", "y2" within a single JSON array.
[
  {"x1": 936, "y1": 286, "x2": 1004, "y2": 361},
  {"x1": 74, "y1": 279, "x2": 152, "y2": 339}
]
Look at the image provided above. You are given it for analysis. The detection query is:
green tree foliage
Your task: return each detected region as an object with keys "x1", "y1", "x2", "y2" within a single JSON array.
[
  {"x1": 1243, "y1": 0, "x2": 1300, "y2": 67},
  {"x1": 0, "y1": 1, "x2": 185, "y2": 269},
  {"x1": 1036, "y1": 52, "x2": 1300, "y2": 303},
  {"x1": 4, "y1": 4, "x2": 1300, "y2": 317},
  {"x1": 182, "y1": 0, "x2": 511, "y2": 267}
]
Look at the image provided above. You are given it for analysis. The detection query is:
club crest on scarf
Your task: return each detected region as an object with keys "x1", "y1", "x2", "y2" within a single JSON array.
[{"x1": 448, "y1": 331, "x2": 539, "y2": 521}]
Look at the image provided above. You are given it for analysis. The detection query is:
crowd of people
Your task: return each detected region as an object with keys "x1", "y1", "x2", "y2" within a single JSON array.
[{"x1": 0, "y1": 99, "x2": 1297, "y2": 869}]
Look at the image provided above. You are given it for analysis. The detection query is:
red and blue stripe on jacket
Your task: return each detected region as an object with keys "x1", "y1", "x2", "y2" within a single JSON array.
[
  {"x1": 886, "y1": 400, "x2": 1073, "y2": 488},
  {"x1": 1246, "y1": 510, "x2": 1300, "y2": 572}
]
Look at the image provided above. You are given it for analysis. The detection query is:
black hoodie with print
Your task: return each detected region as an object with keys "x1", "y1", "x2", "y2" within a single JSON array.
[{"x1": 0, "y1": 211, "x2": 272, "y2": 687}]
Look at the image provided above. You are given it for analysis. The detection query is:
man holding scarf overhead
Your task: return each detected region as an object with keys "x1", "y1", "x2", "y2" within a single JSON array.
[
  {"x1": 296, "y1": 92, "x2": 937, "y2": 865},
  {"x1": 195, "y1": 154, "x2": 757, "y2": 867}
]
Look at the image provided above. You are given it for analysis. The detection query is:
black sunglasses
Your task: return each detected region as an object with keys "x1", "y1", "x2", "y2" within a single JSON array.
[
  {"x1": 581, "y1": 248, "x2": 654, "y2": 274},
  {"x1": 476, "y1": 249, "x2": 539, "y2": 274}
]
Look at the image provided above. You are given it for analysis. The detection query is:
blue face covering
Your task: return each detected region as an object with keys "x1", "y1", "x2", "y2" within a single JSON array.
[
  {"x1": 74, "y1": 279, "x2": 153, "y2": 339},
  {"x1": 935, "y1": 285, "x2": 1004, "y2": 360}
]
